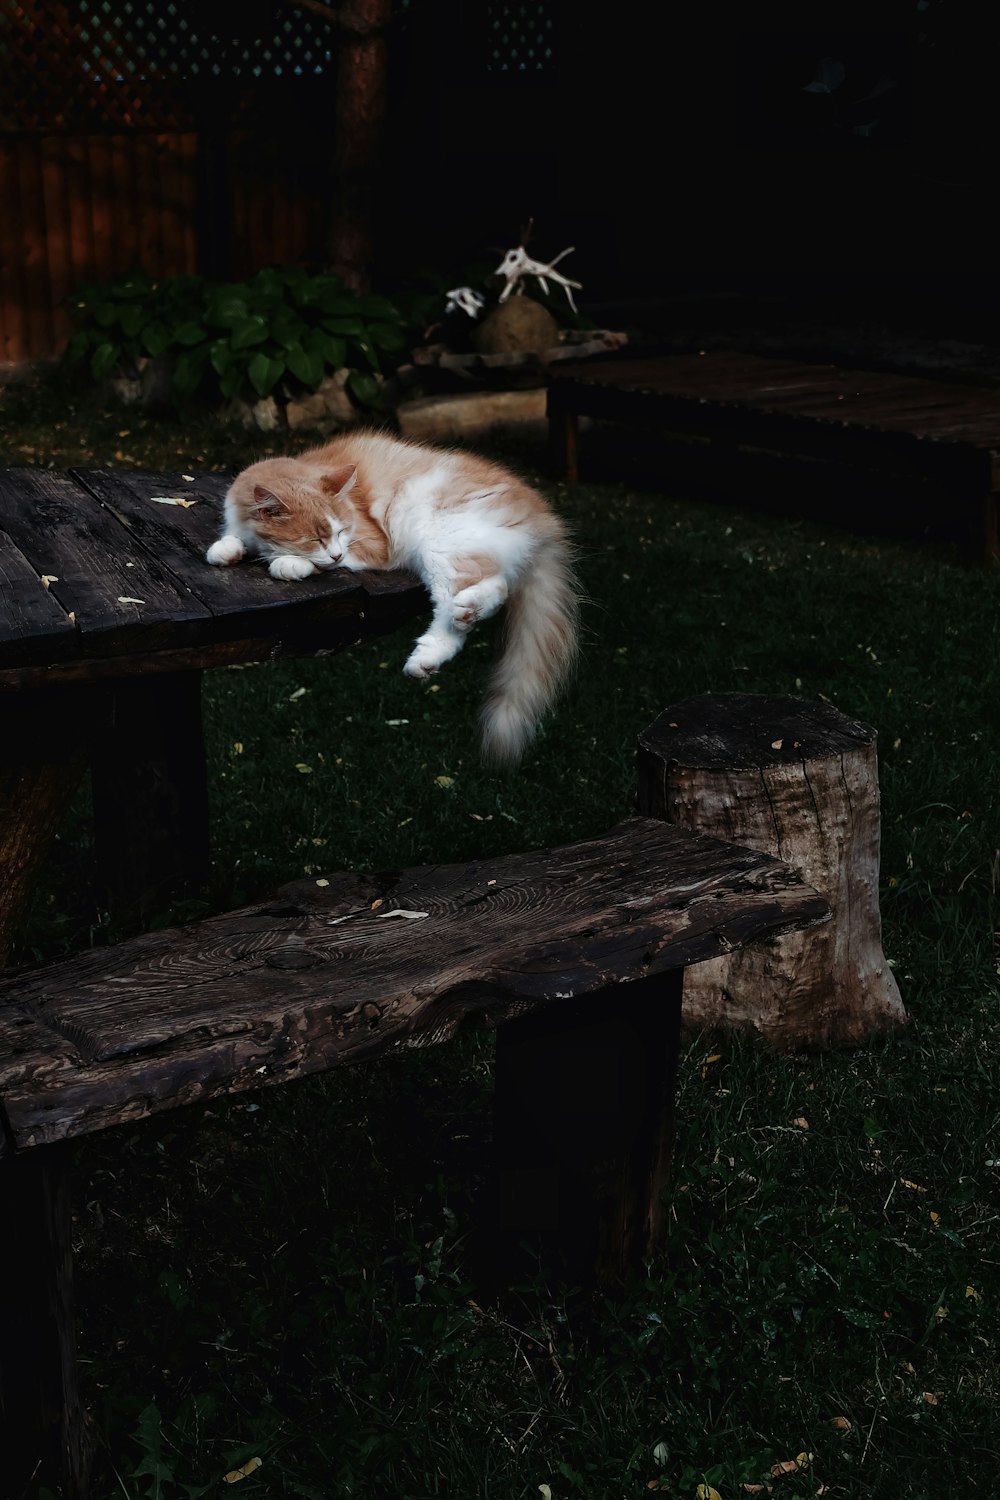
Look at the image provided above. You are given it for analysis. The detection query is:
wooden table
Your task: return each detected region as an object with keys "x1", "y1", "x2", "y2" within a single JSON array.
[
  {"x1": 0, "y1": 466, "x2": 428, "y2": 956},
  {"x1": 547, "y1": 350, "x2": 1000, "y2": 563}
]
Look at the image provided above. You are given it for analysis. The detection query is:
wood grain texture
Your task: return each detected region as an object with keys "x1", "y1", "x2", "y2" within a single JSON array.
[
  {"x1": 0, "y1": 467, "x2": 429, "y2": 685},
  {"x1": 638, "y1": 693, "x2": 906, "y2": 1049},
  {"x1": 0, "y1": 818, "x2": 829, "y2": 1153}
]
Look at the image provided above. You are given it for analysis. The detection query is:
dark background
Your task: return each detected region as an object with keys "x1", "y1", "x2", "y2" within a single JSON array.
[{"x1": 375, "y1": 0, "x2": 1000, "y2": 336}]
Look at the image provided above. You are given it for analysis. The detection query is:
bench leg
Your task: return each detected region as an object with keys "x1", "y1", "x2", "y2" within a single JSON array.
[
  {"x1": 547, "y1": 399, "x2": 580, "y2": 484},
  {"x1": 490, "y1": 971, "x2": 682, "y2": 1288},
  {"x1": 981, "y1": 491, "x2": 999, "y2": 567},
  {"x1": 90, "y1": 671, "x2": 211, "y2": 926},
  {"x1": 0, "y1": 688, "x2": 105, "y2": 965},
  {"x1": 0, "y1": 1145, "x2": 92, "y2": 1500}
]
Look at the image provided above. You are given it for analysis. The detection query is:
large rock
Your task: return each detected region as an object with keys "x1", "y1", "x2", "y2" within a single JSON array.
[{"x1": 472, "y1": 297, "x2": 560, "y2": 355}]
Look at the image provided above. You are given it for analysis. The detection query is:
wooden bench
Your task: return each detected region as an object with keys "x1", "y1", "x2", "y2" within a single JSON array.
[
  {"x1": 0, "y1": 815, "x2": 827, "y2": 1499},
  {"x1": 546, "y1": 350, "x2": 1000, "y2": 564}
]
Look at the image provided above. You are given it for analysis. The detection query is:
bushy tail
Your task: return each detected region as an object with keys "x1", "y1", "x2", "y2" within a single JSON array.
[{"x1": 479, "y1": 535, "x2": 580, "y2": 765}]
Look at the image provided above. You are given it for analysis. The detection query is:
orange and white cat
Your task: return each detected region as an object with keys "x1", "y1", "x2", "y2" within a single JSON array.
[{"x1": 206, "y1": 431, "x2": 580, "y2": 763}]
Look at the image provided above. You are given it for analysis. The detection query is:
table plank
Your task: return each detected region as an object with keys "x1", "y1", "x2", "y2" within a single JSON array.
[
  {"x1": 0, "y1": 531, "x2": 79, "y2": 667},
  {"x1": 0, "y1": 468, "x2": 213, "y2": 662},
  {"x1": 73, "y1": 467, "x2": 428, "y2": 624}
]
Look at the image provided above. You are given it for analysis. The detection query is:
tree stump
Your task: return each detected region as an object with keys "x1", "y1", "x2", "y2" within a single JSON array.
[{"x1": 637, "y1": 693, "x2": 906, "y2": 1049}]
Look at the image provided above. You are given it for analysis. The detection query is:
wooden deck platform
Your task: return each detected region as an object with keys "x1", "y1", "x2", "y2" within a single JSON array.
[{"x1": 546, "y1": 350, "x2": 1000, "y2": 563}]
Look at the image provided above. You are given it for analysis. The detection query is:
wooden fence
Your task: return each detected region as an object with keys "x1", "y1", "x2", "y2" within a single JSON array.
[{"x1": 0, "y1": 130, "x2": 328, "y2": 365}]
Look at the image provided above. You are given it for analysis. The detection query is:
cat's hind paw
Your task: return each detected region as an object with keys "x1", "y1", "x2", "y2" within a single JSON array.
[
  {"x1": 206, "y1": 535, "x2": 245, "y2": 566},
  {"x1": 269, "y1": 555, "x2": 316, "y2": 581}
]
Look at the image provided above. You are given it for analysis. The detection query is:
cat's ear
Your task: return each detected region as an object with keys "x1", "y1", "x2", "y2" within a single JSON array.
[
  {"x1": 319, "y1": 464, "x2": 358, "y2": 499},
  {"x1": 252, "y1": 485, "x2": 290, "y2": 519}
]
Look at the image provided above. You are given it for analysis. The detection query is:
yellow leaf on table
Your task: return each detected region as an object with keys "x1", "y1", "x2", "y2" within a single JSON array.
[
  {"x1": 771, "y1": 738, "x2": 784, "y2": 749},
  {"x1": 40, "y1": 574, "x2": 58, "y2": 587},
  {"x1": 150, "y1": 495, "x2": 198, "y2": 507},
  {"x1": 117, "y1": 596, "x2": 146, "y2": 606},
  {"x1": 223, "y1": 1456, "x2": 262, "y2": 1483}
]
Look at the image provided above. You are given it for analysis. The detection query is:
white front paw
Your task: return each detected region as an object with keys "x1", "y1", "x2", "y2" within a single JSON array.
[
  {"x1": 206, "y1": 535, "x2": 245, "y2": 566},
  {"x1": 269, "y1": 555, "x2": 316, "y2": 581},
  {"x1": 403, "y1": 646, "x2": 441, "y2": 679}
]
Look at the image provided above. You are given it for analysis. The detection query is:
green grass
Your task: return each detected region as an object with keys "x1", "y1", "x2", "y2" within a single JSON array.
[{"x1": 2, "y1": 370, "x2": 998, "y2": 1499}]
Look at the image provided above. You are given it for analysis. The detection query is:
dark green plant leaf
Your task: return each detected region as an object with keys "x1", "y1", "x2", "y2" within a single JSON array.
[
  {"x1": 141, "y1": 321, "x2": 172, "y2": 357},
  {"x1": 248, "y1": 351, "x2": 286, "y2": 396},
  {"x1": 231, "y1": 315, "x2": 270, "y2": 351},
  {"x1": 350, "y1": 336, "x2": 380, "y2": 372},
  {"x1": 285, "y1": 346, "x2": 325, "y2": 389},
  {"x1": 305, "y1": 329, "x2": 346, "y2": 368},
  {"x1": 368, "y1": 321, "x2": 408, "y2": 352},
  {"x1": 209, "y1": 338, "x2": 234, "y2": 377},
  {"x1": 173, "y1": 320, "x2": 208, "y2": 347},
  {"x1": 91, "y1": 342, "x2": 119, "y2": 378},
  {"x1": 346, "y1": 369, "x2": 380, "y2": 406},
  {"x1": 119, "y1": 305, "x2": 145, "y2": 339},
  {"x1": 323, "y1": 316, "x2": 365, "y2": 337}
]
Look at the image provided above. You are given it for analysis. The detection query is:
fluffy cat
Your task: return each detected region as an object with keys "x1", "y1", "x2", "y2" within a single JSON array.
[{"x1": 206, "y1": 430, "x2": 580, "y2": 764}]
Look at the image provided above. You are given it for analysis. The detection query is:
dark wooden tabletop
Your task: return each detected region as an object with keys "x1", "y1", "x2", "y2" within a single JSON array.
[{"x1": 0, "y1": 466, "x2": 428, "y2": 689}]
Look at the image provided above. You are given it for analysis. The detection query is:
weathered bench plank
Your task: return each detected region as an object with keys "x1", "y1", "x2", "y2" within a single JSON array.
[{"x1": 0, "y1": 817, "x2": 828, "y2": 1154}]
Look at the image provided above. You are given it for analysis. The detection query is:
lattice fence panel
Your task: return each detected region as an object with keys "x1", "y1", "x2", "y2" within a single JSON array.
[
  {"x1": 486, "y1": 1, "x2": 555, "y2": 73},
  {"x1": 0, "y1": 0, "x2": 338, "y2": 132}
]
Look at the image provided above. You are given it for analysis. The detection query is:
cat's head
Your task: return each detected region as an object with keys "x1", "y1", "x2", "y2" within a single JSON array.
[{"x1": 228, "y1": 458, "x2": 358, "y2": 569}]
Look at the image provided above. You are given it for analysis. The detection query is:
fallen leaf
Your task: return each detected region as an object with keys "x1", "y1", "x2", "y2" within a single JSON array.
[
  {"x1": 67, "y1": 611, "x2": 76, "y2": 624},
  {"x1": 966, "y1": 1285, "x2": 981, "y2": 1300},
  {"x1": 315, "y1": 879, "x2": 329, "y2": 887},
  {"x1": 295, "y1": 763, "x2": 313, "y2": 773},
  {"x1": 223, "y1": 1456, "x2": 262, "y2": 1483},
  {"x1": 929, "y1": 1210, "x2": 940, "y2": 1225},
  {"x1": 117, "y1": 596, "x2": 145, "y2": 605},
  {"x1": 771, "y1": 738, "x2": 784, "y2": 749},
  {"x1": 385, "y1": 718, "x2": 409, "y2": 725},
  {"x1": 792, "y1": 1116, "x2": 810, "y2": 1130},
  {"x1": 150, "y1": 495, "x2": 198, "y2": 507},
  {"x1": 370, "y1": 899, "x2": 383, "y2": 910},
  {"x1": 921, "y1": 1391, "x2": 939, "y2": 1404},
  {"x1": 830, "y1": 1415, "x2": 852, "y2": 1431},
  {"x1": 434, "y1": 774, "x2": 455, "y2": 788},
  {"x1": 288, "y1": 686, "x2": 308, "y2": 701},
  {"x1": 900, "y1": 1178, "x2": 928, "y2": 1192},
  {"x1": 40, "y1": 574, "x2": 58, "y2": 587},
  {"x1": 696, "y1": 1485, "x2": 722, "y2": 1500},
  {"x1": 538, "y1": 1488, "x2": 552, "y2": 1500},
  {"x1": 181, "y1": 473, "x2": 195, "y2": 481},
  {"x1": 376, "y1": 908, "x2": 429, "y2": 920}
]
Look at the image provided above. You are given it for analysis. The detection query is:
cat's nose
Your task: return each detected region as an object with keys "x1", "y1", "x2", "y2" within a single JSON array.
[{"x1": 328, "y1": 551, "x2": 343, "y2": 564}]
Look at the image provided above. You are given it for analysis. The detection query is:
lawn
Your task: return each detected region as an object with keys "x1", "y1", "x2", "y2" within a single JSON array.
[{"x1": 2, "y1": 370, "x2": 998, "y2": 1500}]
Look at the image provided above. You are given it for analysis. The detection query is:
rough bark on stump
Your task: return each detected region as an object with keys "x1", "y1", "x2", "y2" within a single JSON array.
[{"x1": 637, "y1": 693, "x2": 906, "y2": 1049}]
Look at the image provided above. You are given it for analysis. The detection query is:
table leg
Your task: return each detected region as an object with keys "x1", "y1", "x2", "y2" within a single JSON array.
[
  {"x1": 0, "y1": 1145, "x2": 93, "y2": 1500},
  {"x1": 547, "y1": 397, "x2": 580, "y2": 484},
  {"x1": 490, "y1": 971, "x2": 682, "y2": 1288},
  {"x1": 0, "y1": 689, "x2": 99, "y2": 965},
  {"x1": 90, "y1": 671, "x2": 211, "y2": 926}
]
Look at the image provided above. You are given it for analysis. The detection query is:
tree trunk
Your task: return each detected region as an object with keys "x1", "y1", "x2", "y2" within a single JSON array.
[
  {"x1": 327, "y1": 0, "x2": 391, "y2": 291},
  {"x1": 637, "y1": 693, "x2": 907, "y2": 1049}
]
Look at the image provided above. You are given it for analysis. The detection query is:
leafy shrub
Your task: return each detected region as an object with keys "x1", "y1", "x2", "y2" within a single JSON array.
[{"x1": 64, "y1": 266, "x2": 410, "y2": 412}]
